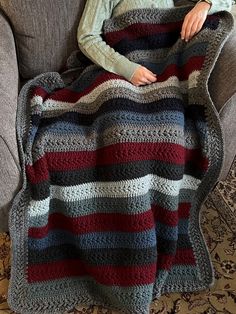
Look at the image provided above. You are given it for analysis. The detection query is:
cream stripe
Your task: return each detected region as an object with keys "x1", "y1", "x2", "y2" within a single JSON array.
[{"x1": 28, "y1": 174, "x2": 200, "y2": 217}]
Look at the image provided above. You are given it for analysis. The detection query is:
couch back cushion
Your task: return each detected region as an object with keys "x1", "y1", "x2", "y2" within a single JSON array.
[{"x1": 0, "y1": 0, "x2": 86, "y2": 79}]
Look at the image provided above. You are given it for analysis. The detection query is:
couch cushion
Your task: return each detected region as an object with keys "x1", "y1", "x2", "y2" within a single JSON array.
[
  {"x1": 0, "y1": 0, "x2": 86, "y2": 79},
  {"x1": 208, "y1": 6, "x2": 236, "y2": 110}
]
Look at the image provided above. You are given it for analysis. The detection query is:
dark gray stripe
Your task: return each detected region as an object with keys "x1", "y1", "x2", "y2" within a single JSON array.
[
  {"x1": 103, "y1": 7, "x2": 191, "y2": 32},
  {"x1": 49, "y1": 157, "x2": 203, "y2": 184},
  {"x1": 28, "y1": 245, "x2": 157, "y2": 266}
]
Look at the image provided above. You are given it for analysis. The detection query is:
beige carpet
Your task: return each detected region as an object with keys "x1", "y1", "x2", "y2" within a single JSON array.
[{"x1": 0, "y1": 158, "x2": 236, "y2": 314}]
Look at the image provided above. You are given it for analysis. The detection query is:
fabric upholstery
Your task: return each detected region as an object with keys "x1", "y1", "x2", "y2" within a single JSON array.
[
  {"x1": 209, "y1": 6, "x2": 236, "y2": 181},
  {"x1": 0, "y1": 137, "x2": 22, "y2": 231},
  {"x1": 209, "y1": 10, "x2": 236, "y2": 111},
  {"x1": 0, "y1": 0, "x2": 86, "y2": 79},
  {"x1": 218, "y1": 94, "x2": 236, "y2": 181},
  {"x1": 0, "y1": 10, "x2": 21, "y2": 232}
]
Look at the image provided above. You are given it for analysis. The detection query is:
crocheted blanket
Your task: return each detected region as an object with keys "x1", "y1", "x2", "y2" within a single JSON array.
[{"x1": 8, "y1": 6, "x2": 233, "y2": 314}]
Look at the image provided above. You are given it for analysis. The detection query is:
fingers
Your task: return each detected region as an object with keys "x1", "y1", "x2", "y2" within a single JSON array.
[
  {"x1": 181, "y1": 16, "x2": 198, "y2": 42},
  {"x1": 186, "y1": 20, "x2": 199, "y2": 41},
  {"x1": 181, "y1": 19, "x2": 199, "y2": 42},
  {"x1": 181, "y1": 16, "x2": 189, "y2": 41},
  {"x1": 134, "y1": 69, "x2": 157, "y2": 86},
  {"x1": 145, "y1": 71, "x2": 157, "y2": 83},
  {"x1": 130, "y1": 65, "x2": 158, "y2": 87},
  {"x1": 181, "y1": 5, "x2": 208, "y2": 42}
]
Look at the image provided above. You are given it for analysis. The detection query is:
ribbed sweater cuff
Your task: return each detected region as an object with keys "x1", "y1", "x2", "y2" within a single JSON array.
[
  {"x1": 208, "y1": 2, "x2": 232, "y2": 15},
  {"x1": 112, "y1": 56, "x2": 141, "y2": 81}
]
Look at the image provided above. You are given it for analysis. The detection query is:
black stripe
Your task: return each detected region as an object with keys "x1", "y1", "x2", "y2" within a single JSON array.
[
  {"x1": 112, "y1": 31, "x2": 180, "y2": 55},
  {"x1": 28, "y1": 245, "x2": 157, "y2": 266},
  {"x1": 28, "y1": 234, "x2": 192, "y2": 265},
  {"x1": 157, "y1": 234, "x2": 192, "y2": 254},
  {"x1": 50, "y1": 160, "x2": 185, "y2": 184},
  {"x1": 31, "y1": 98, "x2": 187, "y2": 128}
]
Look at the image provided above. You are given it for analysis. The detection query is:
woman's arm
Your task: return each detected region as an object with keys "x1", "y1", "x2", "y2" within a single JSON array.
[
  {"x1": 77, "y1": 0, "x2": 157, "y2": 86},
  {"x1": 181, "y1": 0, "x2": 232, "y2": 41},
  {"x1": 77, "y1": 0, "x2": 140, "y2": 81}
]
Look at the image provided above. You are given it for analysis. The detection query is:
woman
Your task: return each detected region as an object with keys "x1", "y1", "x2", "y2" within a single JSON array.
[{"x1": 77, "y1": 0, "x2": 232, "y2": 87}]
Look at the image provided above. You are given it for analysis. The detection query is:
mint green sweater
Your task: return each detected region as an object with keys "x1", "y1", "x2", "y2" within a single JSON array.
[{"x1": 77, "y1": 0, "x2": 232, "y2": 81}]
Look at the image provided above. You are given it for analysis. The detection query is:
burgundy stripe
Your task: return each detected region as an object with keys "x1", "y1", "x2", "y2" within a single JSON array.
[
  {"x1": 157, "y1": 56, "x2": 204, "y2": 82},
  {"x1": 104, "y1": 14, "x2": 220, "y2": 47},
  {"x1": 27, "y1": 247, "x2": 196, "y2": 283},
  {"x1": 43, "y1": 72, "x2": 121, "y2": 103},
  {"x1": 104, "y1": 21, "x2": 183, "y2": 46},
  {"x1": 152, "y1": 202, "x2": 191, "y2": 226},
  {"x1": 27, "y1": 259, "x2": 157, "y2": 285},
  {"x1": 26, "y1": 156, "x2": 49, "y2": 184},
  {"x1": 28, "y1": 211, "x2": 156, "y2": 239},
  {"x1": 26, "y1": 142, "x2": 208, "y2": 184},
  {"x1": 157, "y1": 248, "x2": 196, "y2": 270},
  {"x1": 31, "y1": 86, "x2": 48, "y2": 100}
]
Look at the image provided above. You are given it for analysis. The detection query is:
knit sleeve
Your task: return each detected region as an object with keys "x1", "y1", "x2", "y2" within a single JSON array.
[
  {"x1": 208, "y1": 0, "x2": 232, "y2": 14},
  {"x1": 77, "y1": 0, "x2": 140, "y2": 81}
]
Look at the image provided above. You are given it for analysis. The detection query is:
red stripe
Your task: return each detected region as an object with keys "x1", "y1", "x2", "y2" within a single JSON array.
[
  {"x1": 47, "y1": 142, "x2": 187, "y2": 167},
  {"x1": 158, "y1": 56, "x2": 204, "y2": 82},
  {"x1": 26, "y1": 157, "x2": 49, "y2": 184},
  {"x1": 27, "y1": 247, "x2": 196, "y2": 283},
  {"x1": 152, "y1": 202, "x2": 191, "y2": 226},
  {"x1": 31, "y1": 86, "x2": 48, "y2": 100},
  {"x1": 157, "y1": 248, "x2": 196, "y2": 270},
  {"x1": 178, "y1": 202, "x2": 191, "y2": 218},
  {"x1": 27, "y1": 259, "x2": 157, "y2": 285},
  {"x1": 174, "y1": 248, "x2": 196, "y2": 265},
  {"x1": 28, "y1": 211, "x2": 156, "y2": 239},
  {"x1": 104, "y1": 15, "x2": 219, "y2": 47},
  {"x1": 32, "y1": 56, "x2": 205, "y2": 104},
  {"x1": 28, "y1": 203, "x2": 191, "y2": 239},
  {"x1": 105, "y1": 21, "x2": 183, "y2": 46},
  {"x1": 42, "y1": 72, "x2": 120, "y2": 103},
  {"x1": 26, "y1": 142, "x2": 208, "y2": 184}
]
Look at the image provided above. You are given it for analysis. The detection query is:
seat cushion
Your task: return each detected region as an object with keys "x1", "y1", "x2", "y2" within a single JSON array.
[{"x1": 0, "y1": 0, "x2": 86, "y2": 79}]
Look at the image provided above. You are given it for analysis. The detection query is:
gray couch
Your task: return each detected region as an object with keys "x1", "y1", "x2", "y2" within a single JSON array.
[{"x1": 0, "y1": 0, "x2": 235, "y2": 232}]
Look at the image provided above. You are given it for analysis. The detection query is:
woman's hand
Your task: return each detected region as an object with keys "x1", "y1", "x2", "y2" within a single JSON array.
[
  {"x1": 130, "y1": 65, "x2": 157, "y2": 86},
  {"x1": 181, "y1": 2, "x2": 211, "y2": 42}
]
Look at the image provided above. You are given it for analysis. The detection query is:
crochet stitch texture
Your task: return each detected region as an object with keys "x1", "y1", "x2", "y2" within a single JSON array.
[{"x1": 8, "y1": 7, "x2": 234, "y2": 314}]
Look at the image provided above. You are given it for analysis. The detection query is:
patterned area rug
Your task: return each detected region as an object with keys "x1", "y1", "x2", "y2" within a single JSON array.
[{"x1": 0, "y1": 158, "x2": 235, "y2": 314}]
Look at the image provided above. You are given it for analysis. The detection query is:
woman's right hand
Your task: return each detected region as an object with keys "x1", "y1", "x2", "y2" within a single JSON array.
[{"x1": 130, "y1": 65, "x2": 157, "y2": 86}]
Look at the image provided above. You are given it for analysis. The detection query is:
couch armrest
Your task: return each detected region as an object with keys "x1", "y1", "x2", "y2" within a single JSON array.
[
  {"x1": 209, "y1": 7, "x2": 236, "y2": 110},
  {"x1": 0, "y1": 10, "x2": 22, "y2": 232},
  {"x1": 208, "y1": 7, "x2": 236, "y2": 182}
]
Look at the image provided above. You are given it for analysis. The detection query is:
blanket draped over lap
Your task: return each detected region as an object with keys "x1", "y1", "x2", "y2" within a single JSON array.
[{"x1": 7, "y1": 6, "x2": 234, "y2": 314}]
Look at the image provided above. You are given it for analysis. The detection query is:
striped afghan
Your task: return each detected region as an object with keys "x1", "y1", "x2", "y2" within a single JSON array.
[{"x1": 8, "y1": 6, "x2": 234, "y2": 314}]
